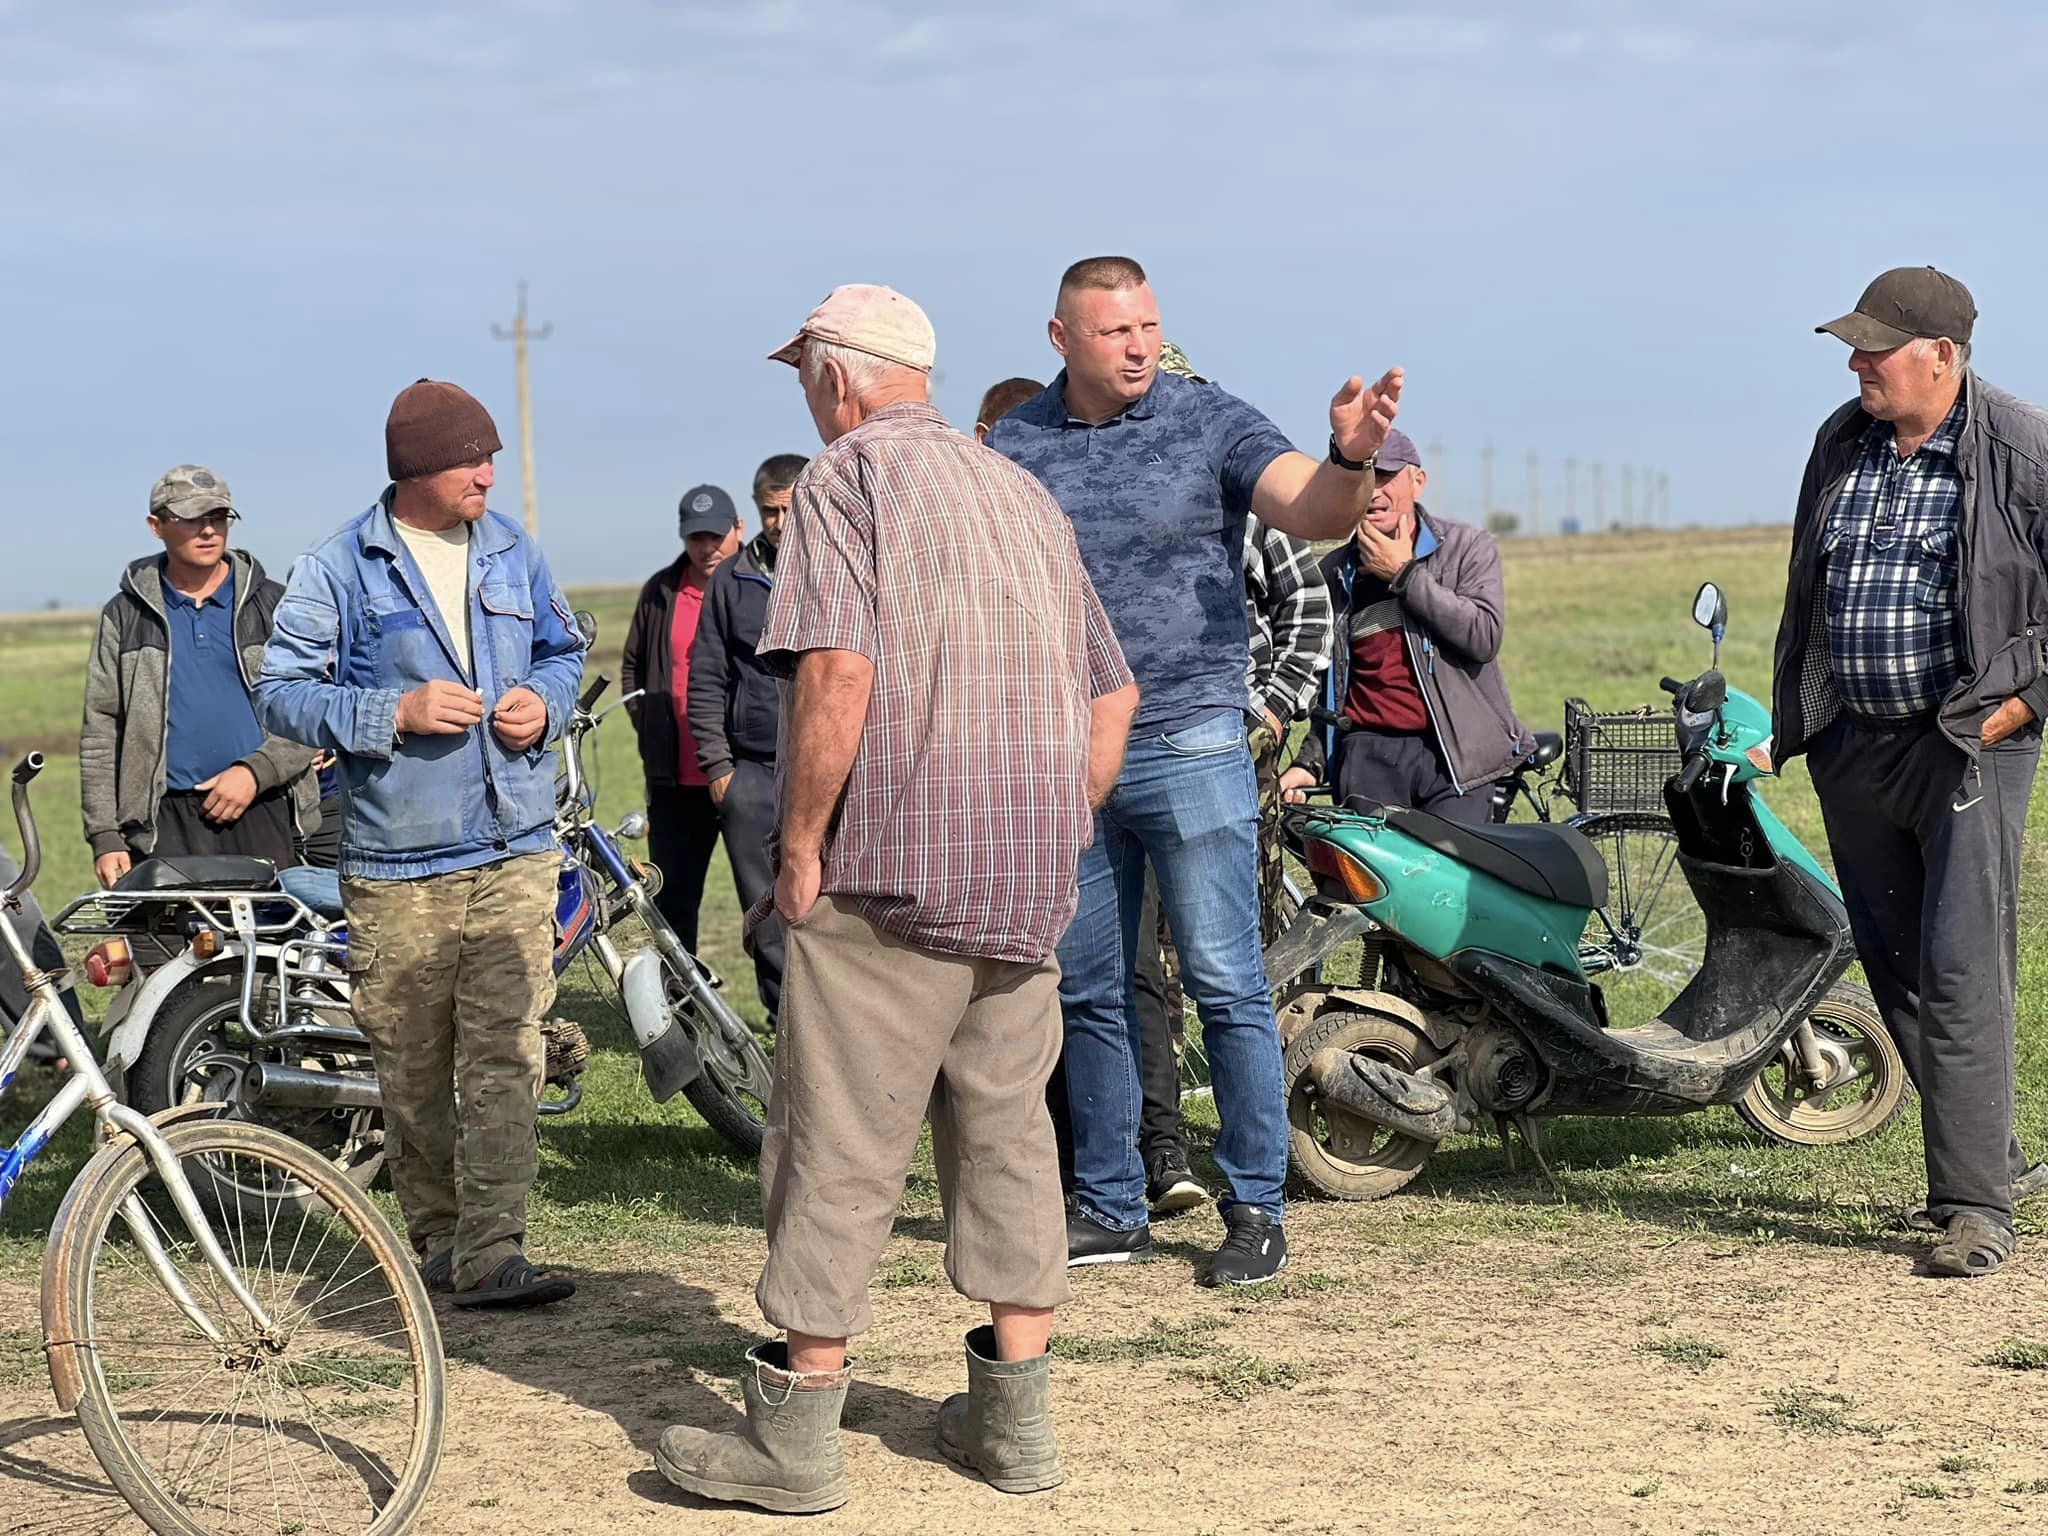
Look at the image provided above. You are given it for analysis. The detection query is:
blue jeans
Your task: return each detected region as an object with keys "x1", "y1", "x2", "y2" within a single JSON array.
[{"x1": 1057, "y1": 710, "x2": 1287, "y2": 1230}]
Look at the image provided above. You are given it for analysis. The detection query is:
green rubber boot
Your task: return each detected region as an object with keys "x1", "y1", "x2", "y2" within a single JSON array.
[
  {"x1": 655, "y1": 1342, "x2": 852, "y2": 1513},
  {"x1": 936, "y1": 1325, "x2": 1065, "y2": 1494}
]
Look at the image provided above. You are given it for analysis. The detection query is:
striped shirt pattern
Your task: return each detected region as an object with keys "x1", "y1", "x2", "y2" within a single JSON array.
[
  {"x1": 1822, "y1": 396, "x2": 1966, "y2": 719},
  {"x1": 756, "y1": 403, "x2": 1133, "y2": 963},
  {"x1": 1243, "y1": 517, "x2": 1333, "y2": 722}
]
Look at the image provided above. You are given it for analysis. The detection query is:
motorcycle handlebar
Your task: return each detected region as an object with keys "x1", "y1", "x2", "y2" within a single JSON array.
[
  {"x1": 1659, "y1": 676, "x2": 1685, "y2": 697},
  {"x1": 5, "y1": 752, "x2": 46, "y2": 902},
  {"x1": 1675, "y1": 752, "x2": 1710, "y2": 794},
  {"x1": 578, "y1": 672, "x2": 612, "y2": 713}
]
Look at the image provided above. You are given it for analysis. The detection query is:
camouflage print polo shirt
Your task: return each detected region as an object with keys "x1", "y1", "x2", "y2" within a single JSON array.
[{"x1": 989, "y1": 368, "x2": 1297, "y2": 731}]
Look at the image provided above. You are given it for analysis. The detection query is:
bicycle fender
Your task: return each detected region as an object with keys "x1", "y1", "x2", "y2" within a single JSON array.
[{"x1": 39, "y1": 1133, "x2": 150, "y2": 1411}]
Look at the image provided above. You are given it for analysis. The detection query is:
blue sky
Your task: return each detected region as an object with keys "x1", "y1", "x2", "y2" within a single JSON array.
[{"x1": 5, "y1": 0, "x2": 2045, "y2": 610}]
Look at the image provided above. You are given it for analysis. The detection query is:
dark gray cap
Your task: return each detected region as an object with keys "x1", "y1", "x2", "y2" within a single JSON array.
[
  {"x1": 677, "y1": 484, "x2": 738, "y2": 539},
  {"x1": 1376, "y1": 428, "x2": 1422, "y2": 473},
  {"x1": 1817, "y1": 266, "x2": 1976, "y2": 351}
]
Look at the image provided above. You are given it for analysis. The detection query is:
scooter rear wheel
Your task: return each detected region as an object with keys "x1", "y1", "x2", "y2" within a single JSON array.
[
  {"x1": 1734, "y1": 981, "x2": 1910, "y2": 1146},
  {"x1": 1283, "y1": 1003, "x2": 1440, "y2": 1200}
]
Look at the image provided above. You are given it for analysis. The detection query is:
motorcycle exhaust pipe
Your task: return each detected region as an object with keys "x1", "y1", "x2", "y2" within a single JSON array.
[
  {"x1": 244, "y1": 1061, "x2": 383, "y2": 1112},
  {"x1": 1309, "y1": 1049, "x2": 1457, "y2": 1143}
]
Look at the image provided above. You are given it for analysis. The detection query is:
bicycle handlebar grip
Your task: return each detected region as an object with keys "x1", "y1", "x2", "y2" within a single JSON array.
[
  {"x1": 1675, "y1": 752, "x2": 1710, "y2": 793},
  {"x1": 578, "y1": 673, "x2": 612, "y2": 712},
  {"x1": 12, "y1": 752, "x2": 44, "y2": 785}
]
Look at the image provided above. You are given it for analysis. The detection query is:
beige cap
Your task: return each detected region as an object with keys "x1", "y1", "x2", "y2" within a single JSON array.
[{"x1": 768, "y1": 283, "x2": 936, "y2": 373}]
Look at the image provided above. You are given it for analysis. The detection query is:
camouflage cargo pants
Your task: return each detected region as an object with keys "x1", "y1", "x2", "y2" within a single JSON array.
[{"x1": 343, "y1": 852, "x2": 557, "y2": 1290}]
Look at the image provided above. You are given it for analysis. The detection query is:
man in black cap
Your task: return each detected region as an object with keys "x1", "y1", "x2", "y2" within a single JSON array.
[
  {"x1": 622, "y1": 484, "x2": 742, "y2": 954},
  {"x1": 1771, "y1": 266, "x2": 2048, "y2": 1279}
]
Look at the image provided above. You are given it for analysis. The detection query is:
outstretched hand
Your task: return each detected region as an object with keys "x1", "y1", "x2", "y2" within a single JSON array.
[{"x1": 1330, "y1": 367, "x2": 1404, "y2": 465}]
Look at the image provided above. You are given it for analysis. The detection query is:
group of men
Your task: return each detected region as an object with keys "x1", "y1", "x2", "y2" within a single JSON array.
[{"x1": 67, "y1": 258, "x2": 2047, "y2": 1510}]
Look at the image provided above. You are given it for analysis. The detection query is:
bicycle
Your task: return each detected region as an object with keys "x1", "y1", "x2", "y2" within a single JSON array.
[{"x1": 0, "y1": 753, "x2": 445, "y2": 1536}]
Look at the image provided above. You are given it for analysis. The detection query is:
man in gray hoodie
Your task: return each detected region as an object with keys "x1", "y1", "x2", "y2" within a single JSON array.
[
  {"x1": 1283, "y1": 430, "x2": 1534, "y2": 820},
  {"x1": 80, "y1": 465, "x2": 319, "y2": 885}
]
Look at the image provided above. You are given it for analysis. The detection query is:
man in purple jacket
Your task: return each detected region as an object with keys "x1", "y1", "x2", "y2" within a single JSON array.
[{"x1": 1283, "y1": 430, "x2": 1534, "y2": 820}]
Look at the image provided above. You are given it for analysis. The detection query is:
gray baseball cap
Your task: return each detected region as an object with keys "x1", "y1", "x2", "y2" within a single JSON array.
[
  {"x1": 149, "y1": 465, "x2": 238, "y2": 521},
  {"x1": 1376, "y1": 429, "x2": 1423, "y2": 473}
]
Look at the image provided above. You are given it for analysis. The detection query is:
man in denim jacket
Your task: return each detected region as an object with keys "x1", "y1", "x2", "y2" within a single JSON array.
[{"x1": 255, "y1": 379, "x2": 587, "y2": 1309}]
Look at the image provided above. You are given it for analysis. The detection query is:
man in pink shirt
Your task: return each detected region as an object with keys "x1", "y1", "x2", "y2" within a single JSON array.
[{"x1": 620, "y1": 484, "x2": 740, "y2": 954}]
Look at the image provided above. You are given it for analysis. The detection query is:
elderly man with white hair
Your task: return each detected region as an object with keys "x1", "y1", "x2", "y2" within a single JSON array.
[
  {"x1": 654, "y1": 285, "x2": 1138, "y2": 1512},
  {"x1": 1771, "y1": 265, "x2": 2048, "y2": 1280}
]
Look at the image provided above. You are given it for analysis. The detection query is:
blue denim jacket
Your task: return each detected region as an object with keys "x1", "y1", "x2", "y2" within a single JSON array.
[{"x1": 253, "y1": 494, "x2": 588, "y2": 880}]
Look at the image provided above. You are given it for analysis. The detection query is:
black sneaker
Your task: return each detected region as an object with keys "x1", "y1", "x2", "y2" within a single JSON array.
[
  {"x1": 1146, "y1": 1156, "x2": 1209, "y2": 1216},
  {"x1": 1067, "y1": 1209, "x2": 1154, "y2": 1267},
  {"x1": 1199, "y1": 1208, "x2": 1288, "y2": 1287}
]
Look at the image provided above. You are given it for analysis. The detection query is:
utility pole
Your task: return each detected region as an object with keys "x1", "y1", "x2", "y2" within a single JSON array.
[
  {"x1": 1564, "y1": 457, "x2": 1578, "y2": 531},
  {"x1": 1621, "y1": 463, "x2": 1636, "y2": 528},
  {"x1": 1525, "y1": 451, "x2": 1541, "y2": 539},
  {"x1": 1481, "y1": 444, "x2": 1495, "y2": 529},
  {"x1": 493, "y1": 280, "x2": 552, "y2": 539},
  {"x1": 1591, "y1": 462, "x2": 1606, "y2": 532}
]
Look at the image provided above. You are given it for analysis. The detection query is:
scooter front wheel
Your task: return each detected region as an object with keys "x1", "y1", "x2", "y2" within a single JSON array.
[
  {"x1": 1283, "y1": 1002, "x2": 1440, "y2": 1200},
  {"x1": 1735, "y1": 981, "x2": 1911, "y2": 1146}
]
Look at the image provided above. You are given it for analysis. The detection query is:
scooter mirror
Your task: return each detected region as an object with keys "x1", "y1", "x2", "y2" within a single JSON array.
[{"x1": 1691, "y1": 582, "x2": 1727, "y2": 633}]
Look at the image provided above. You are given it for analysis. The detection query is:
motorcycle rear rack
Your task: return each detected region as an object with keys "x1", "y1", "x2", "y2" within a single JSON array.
[{"x1": 54, "y1": 887, "x2": 336, "y2": 940}]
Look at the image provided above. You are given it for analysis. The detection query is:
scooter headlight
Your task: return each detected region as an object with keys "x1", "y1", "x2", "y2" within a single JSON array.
[{"x1": 1303, "y1": 839, "x2": 1387, "y2": 904}]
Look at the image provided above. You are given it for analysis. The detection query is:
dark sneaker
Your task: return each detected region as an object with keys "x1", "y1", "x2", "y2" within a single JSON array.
[
  {"x1": 1199, "y1": 1208, "x2": 1288, "y2": 1287},
  {"x1": 1903, "y1": 1161, "x2": 2048, "y2": 1232},
  {"x1": 1066, "y1": 1209, "x2": 1154, "y2": 1267},
  {"x1": 1146, "y1": 1157, "x2": 1209, "y2": 1216}
]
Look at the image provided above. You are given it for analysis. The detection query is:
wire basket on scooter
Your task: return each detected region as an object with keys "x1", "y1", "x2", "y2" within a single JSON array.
[{"x1": 1561, "y1": 698, "x2": 1684, "y2": 814}]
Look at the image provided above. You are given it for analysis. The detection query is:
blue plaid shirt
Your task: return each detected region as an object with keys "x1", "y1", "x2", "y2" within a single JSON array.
[{"x1": 1822, "y1": 395, "x2": 1966, "y2": 719}]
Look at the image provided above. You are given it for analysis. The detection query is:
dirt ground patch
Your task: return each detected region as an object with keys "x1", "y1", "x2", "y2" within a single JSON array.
[{"x1": 6, "y1": 1202, "x2": 2048, "y2": 1536}]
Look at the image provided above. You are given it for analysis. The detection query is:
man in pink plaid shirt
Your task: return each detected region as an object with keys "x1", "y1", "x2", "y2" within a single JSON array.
[{"x1": 656, "y1": 284, "x2": 1138, "y2": 1513}]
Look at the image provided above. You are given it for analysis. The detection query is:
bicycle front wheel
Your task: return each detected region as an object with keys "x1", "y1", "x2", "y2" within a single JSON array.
[
  {"x1": 1569, "y1": 811, "x2": 1705, "y2": 1031},
  {"x1": 53, "y1": 1119, "x2": 443, "y2": 1536}
]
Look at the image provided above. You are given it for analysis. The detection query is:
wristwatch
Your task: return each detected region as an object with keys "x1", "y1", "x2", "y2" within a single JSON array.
[{"x1": 1328, "y1": 434, "x2": 1374, "y2": 474}]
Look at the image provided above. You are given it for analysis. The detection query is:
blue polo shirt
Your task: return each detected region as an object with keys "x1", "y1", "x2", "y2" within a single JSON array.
[
  {"x1": 162, "y1": 564, "x2": 265, "y2": 790},
  {"x1": 989, "y1": 368, "x2": 1296, "y2": 730}
]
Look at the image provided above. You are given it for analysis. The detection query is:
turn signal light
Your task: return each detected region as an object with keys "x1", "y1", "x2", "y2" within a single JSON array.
[
  {"x1": 190, "y1": 929, "x2": 221, "y2": 961},
  {"x1": 1745, "y1": 744, "x2": 1775, "y2": 774},
  {"x1": 1304, "y1": 839, "x2": 1387, "y2": 903},
  {"x1": 85, "y1": 940, "x2": 133, "y2": 988}
]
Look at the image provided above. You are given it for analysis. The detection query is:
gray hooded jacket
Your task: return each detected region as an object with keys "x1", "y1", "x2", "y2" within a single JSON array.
[{"x1": 81, "y1": 549, "x2": 321, "y2": 858}]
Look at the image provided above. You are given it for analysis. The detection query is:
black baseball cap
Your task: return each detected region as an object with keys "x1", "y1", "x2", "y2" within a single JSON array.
[
  {"x1": 1817, "y1": 266, "x2": 1976, "y2": 351},
  {"x1": 677, "y1": 484, "x2": 738, "y2": 539}
]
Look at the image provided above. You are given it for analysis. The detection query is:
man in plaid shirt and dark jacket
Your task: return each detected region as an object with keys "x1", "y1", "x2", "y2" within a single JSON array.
[{"x1": 1773, "y1": 266, "x2": 2048, "y2": 1280}]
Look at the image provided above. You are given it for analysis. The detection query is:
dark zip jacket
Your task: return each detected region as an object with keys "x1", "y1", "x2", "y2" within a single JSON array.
[
  {"x1": 685, "y1": 534, "x2": 780, "y2": 781},
  {"x1": 1298, "y1": 508, "x2": 1534, "y2": 793},
  {"x1": 1772, "y1": 371, "x2": 2048, "y2": 760},
  {"x1": 621, "y1": 553, "x2": 696, "y2": 790},
  {"x1": 81, "y1": 549, "x2": 321, "y2": 858}
]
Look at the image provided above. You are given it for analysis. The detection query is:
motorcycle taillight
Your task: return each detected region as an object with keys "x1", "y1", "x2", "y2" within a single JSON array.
[{"x1": 85, "y1": 939, "x2": 133, "y2": 988}]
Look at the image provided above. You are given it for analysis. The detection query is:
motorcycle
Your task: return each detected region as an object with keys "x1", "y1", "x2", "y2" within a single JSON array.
[
  {"x1": 53, "y1": 615, "x2": 775, "y2": 1216},
  {"x1": 1266, "y1": 581, "x2": 1910, "y2": 1200}
]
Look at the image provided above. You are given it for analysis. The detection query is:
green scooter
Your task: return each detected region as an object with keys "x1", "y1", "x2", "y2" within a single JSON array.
[{"x1": 1268, "y1": 582, "x2": 1908, "y2": 1199}]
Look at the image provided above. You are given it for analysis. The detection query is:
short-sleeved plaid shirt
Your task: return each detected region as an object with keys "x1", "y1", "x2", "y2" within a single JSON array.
[
  {"x1": 755, "y1": 402, "x2": 1133, "y2": 963},
  {"x1": 1822, "y1": 394, "x2": 1967, "y2": 719}
]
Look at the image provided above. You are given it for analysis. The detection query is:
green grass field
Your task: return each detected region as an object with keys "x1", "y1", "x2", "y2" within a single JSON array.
[{"x1": 2, "y1": 527, "x2": 2044, "y2": 1275}]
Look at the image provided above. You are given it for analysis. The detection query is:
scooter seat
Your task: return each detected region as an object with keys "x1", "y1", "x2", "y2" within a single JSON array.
[
  {"x1": 1384, "y1": 808, "x2": 1609, "y2": 910},
  {"x1": 115, "y1": 854, "x2": 279, "y2": 893}
]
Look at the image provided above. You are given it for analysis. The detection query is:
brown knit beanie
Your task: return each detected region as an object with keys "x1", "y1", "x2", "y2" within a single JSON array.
[{"x1": 385, "y1": 379, "x2": 503, "y2": 480}]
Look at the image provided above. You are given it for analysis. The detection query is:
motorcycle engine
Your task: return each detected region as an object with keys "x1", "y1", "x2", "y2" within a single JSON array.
[{"x1": 1465, "y1": 1025, "x2": 1544, "y2": 1113}]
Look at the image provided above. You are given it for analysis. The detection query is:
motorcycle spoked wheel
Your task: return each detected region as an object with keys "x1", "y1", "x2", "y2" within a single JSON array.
[
  {"x1": 127, "y1": 973, "x2": 385, "y2": 1220},
  {"x1": 665, "y1": 963, "x2": 775, "y2": 1156},
  {"x1": 1283, "y1": 1002, "x2": 1442, "y2": 1200},
  {"x1": 1734, "y1": 980, "x2": 1911, "y2": 1147}
]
